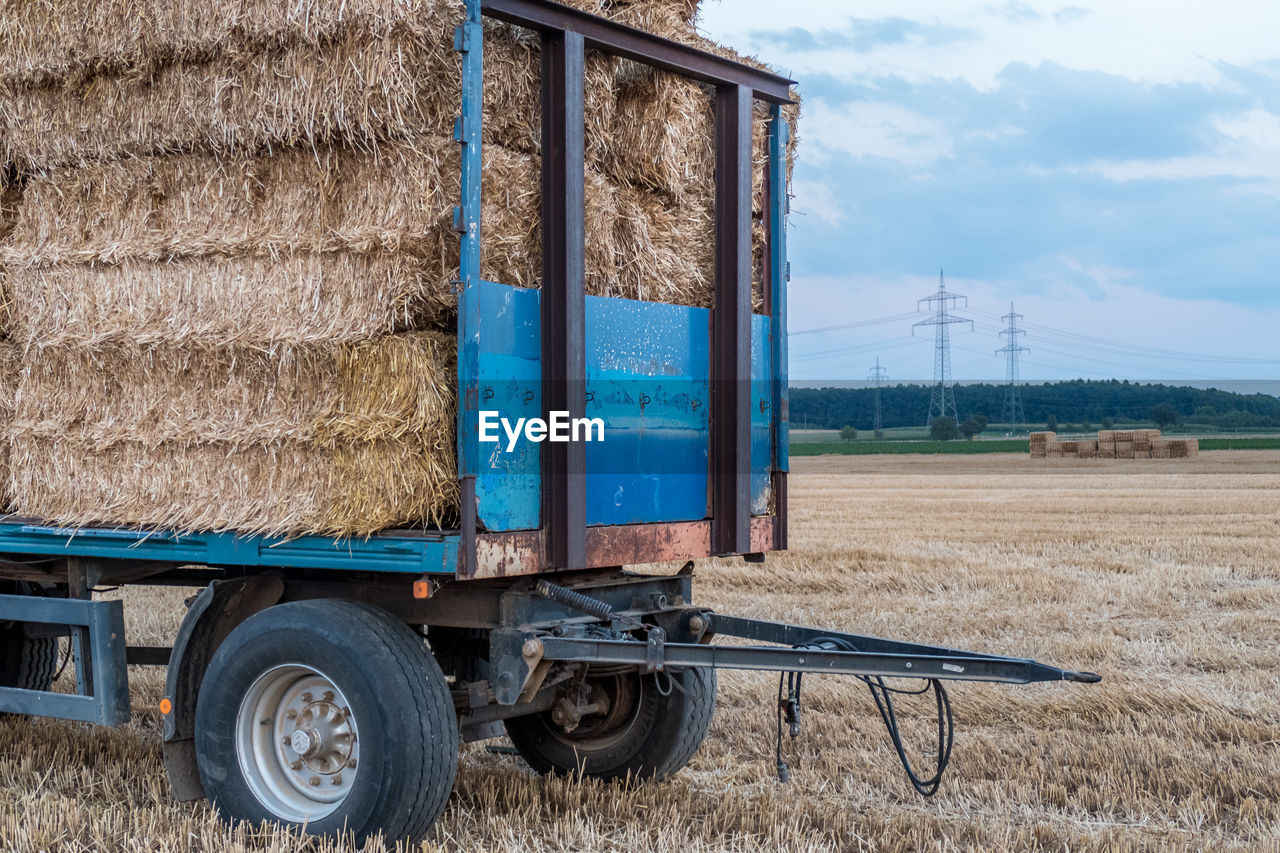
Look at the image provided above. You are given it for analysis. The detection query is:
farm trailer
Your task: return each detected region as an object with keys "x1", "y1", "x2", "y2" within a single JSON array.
[{"x1": 0, "y1": 0, "x2": 1099, "y2": 841}]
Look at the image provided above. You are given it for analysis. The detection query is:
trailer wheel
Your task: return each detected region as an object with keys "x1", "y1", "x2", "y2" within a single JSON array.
[
  {"x1": 194, "y1": 600, "x2": 458, "y2": 842},
  {"x1": 0, "y1": 584, "x2": 59, "y2": 696},
  {"x1": 504, "y1": 666, "x2": 715, "y2": 781}
]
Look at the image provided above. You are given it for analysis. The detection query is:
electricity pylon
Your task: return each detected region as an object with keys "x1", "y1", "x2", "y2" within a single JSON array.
[
  {"x1": 913, "y1": 271, "x2": 971, "y2": 426},
  {"x1": 868, "y1": 358, "x2": 887, "y2": 436},
  {"x1": 996, "y1": 302, "x2": 1030, "y2": 428}
]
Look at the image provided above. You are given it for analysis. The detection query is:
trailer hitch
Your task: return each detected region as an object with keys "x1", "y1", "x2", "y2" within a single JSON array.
[{"x1": 523, "y1": 596, "x2": 1101, "y2": 796}]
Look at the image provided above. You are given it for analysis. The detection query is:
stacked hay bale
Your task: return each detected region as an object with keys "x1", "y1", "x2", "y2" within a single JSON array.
[
  {"x1": 0, "y1": 0, "x2": 798, "y2": 535},
  {"x1": 1028, "y1": 431, "x2": 1055, "y2": 458},
  {"x1": 1032, "y1": 429, "x2": 1199, "y2": 463}
]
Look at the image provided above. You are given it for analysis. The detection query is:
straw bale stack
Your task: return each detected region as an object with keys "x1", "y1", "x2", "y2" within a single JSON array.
[
  {"x1": 0, "y1": 0, "x2": 799, "y2": 535},
  {"x1": 1031, "y1": 428, "x2": 1198, "y2": 463}
]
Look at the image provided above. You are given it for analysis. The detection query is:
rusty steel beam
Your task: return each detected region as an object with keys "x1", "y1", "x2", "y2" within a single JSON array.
[
  {"x1": 540, "y1": 29, "x2": 588, "y2": 571},
  {"x1": 481, "y1": 0, "x2": 794, "y2": 104},
  {"x1": 711, "y1": 83, "x2": 753, "y2": 557}
]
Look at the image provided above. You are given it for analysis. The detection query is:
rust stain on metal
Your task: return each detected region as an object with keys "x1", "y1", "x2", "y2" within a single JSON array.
[
  {"x1": 470, "y1": 531, "x2": 543, "y2": 580},
  {"x1": 466, "y1": 518, "x2": 778, "y2": 580}
]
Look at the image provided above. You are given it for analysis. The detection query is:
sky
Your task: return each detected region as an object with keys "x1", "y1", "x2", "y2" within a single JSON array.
[{"x1": 697, "y1": 0, "x2": 1280, "y2": 382}]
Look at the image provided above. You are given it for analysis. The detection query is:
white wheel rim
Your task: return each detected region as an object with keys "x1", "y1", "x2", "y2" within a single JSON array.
[{"x1": 235, "y1": 664, "x2": 360, "y2": 822}]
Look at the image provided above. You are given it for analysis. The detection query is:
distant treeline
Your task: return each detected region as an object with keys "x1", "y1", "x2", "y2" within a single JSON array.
[{"x1": 791, "y1": 380, "x2": 1280, "y2": 430}]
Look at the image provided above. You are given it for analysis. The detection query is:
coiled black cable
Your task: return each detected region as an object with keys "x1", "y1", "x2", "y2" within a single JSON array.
[{"x1": 775, "y1": 637, "x2": 955, "y2": 797}]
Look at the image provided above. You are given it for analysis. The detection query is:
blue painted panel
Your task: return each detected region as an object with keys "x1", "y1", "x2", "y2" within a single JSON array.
[
  {"x1": 751, "y1": 316, "x2": 773, "y2": 515},
  {"x1": 475, "y1": 281, "x2": 542, "y2": 531},
  {"x1": 585, "y1": 296, "x2": 710, "y2": 526}
]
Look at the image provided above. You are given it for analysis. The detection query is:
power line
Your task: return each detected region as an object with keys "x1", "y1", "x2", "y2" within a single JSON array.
[
  {"x1": 962, "y1": 305, "x2": 1280, "y2": 365},
  {"x1": 791, "y1": 311, "x2": 926, "y2": 336}
]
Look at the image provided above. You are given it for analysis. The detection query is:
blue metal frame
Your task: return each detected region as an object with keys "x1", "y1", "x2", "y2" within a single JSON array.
[
  {"x1": 0, "y1": 594, "x2": 130, "y2": 724},
  {"x1": 0, "y1": 519, "x2": 458, "y2": 574},
  {"x1": 770, "y1": 106, "x2": 790, "y2": 474}
]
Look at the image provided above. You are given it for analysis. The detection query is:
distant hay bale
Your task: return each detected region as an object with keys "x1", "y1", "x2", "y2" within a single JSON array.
[
  {"x1": 1152, "y1": 443, "x2": 1172, "y2": 459},
  {"x1": 1030, "y1": 444, "x2": 1047, "y2": 458},
  {"x1": 1134, "y1": 439, "x2": 1152, "y2": 452},
  {"x1": 1116, "y1": 445, "x2": 1136, "y2": 459},
  {"x1": 1077, "y1": 445, "x2": 1098, "y2": 459},
  {"x1": 7, "y1": 332, "x2": 458, "y2": 535},
  {"x1": 1060, "y1": 441, "x2": 1080, "y2": 454},
  {"x1": 1030, "y1": 431, "x2": 1056, "y2": 443},
  {"x1": 1114, "y1": 431, "x2": 1136, "y2": 443},
  {"x1": 1096, "y1": 430, "x2": 1115, "y2": 442},
  {"x1": 1096, "y1": 446, "x2": 1117, "y2": 459}
]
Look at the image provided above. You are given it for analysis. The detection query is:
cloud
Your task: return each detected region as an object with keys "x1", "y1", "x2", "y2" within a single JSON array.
[
  {"x1": 993, "y1": 3, "x2": 1092, "y2": 24},
  {"x1": 750, "y1": 17, "x2": 974, "y2": 54}
]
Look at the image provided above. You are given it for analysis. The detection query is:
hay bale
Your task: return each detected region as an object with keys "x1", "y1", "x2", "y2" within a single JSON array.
[
  {"x1": 1029, "y1": 431, "x2": 1056, "y2": 443},
  {"x1": 1096, "y1": 446, "x2": 1117, "y2": 459},
  {"x1": 1116, "y1": 445, "x2": 1136, "y2": 459},
  {"x1": 6, "y1": 332, "x2": 458, "y2": 535},
  {"x1": 1077, "y1": 446, "x2": 1098, "y2": 459},
  {"x1": 1045, "y1": 441, "x2": 1064, "y2": 457},
  {"x1": 1029, "y1": 444, "x2": 1047, "y2": 458},
  {"x1": 1114, "y1": 431, "x2": 1136, "y2": 443},
  {"x1": 0, "y1": 16, "x2": 623, "y2": 170},
  {"x1": 1060, "y1": 441, "x2": 1080, "y2": 454},
  {"x1": 1133, "y1": 439, "x2": 1152, "y2": 452},
  {"x1": 1152, "y1": 445, "x2": 1172, "y2": 459},
  {"x1": 613, "y1": 184, "x2": 712, "y2": 307},
  {"x1": 1, "y1": 137, "x2": 644, "y2": 345},
  {"x1": 9, "y1": 437, "x2": 455, "y2": 537}
]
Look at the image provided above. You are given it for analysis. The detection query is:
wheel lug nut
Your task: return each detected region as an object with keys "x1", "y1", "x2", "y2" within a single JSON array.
[
  {"x1": 290, "y1": 761, "x2": 302, "y2": 771},
  {"x1": 348, "y1": 759, "x2": 357, "y2": 769},
  {"x1": 285, "y1": 709, "x2": 297, "y2": 719},
  {"x1": 309, "y1": 776, "x2": 321, "y2": 786},
  {"x1": 301, "y1": 693, "x2": 313, "y2": 703},
  {"x1": 281, "y1": 737, "x2": 291, "y2": 747},
  {"x1": 331, "y1": 774, "x2": 343, "y2": 785},
  {"x1": 323, "y1": 691, "x2": 334, "y2": 701}
]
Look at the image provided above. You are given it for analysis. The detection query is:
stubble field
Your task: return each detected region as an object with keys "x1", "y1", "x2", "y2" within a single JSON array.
[{"x1": 2, "y1": 451, "x2": 1278, "y2": 851}]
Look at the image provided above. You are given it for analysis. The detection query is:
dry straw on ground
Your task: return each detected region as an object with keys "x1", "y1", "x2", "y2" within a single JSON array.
[{"x1": 1, "y1": 451, "x2": 1277, "y2": 851}]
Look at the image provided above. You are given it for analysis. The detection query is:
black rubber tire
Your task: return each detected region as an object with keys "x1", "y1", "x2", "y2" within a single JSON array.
[
  {"x1": 194, "y1": 600, "x2": 458, "y2": 843},
  {"x1": 504, "y1": 666, "x2": 716, "y2": 782},
  {"x1": 0, "y1": 582, "x2": 59, "y2": 695}
]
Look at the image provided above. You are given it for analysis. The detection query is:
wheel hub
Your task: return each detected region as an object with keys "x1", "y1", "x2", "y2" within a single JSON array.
[
  {"x1": 287, "y1": 696, "x2": 356, "y2": 774},
  {"x1": 235, "y1": 665, "x2": 361, "y2": 822}
]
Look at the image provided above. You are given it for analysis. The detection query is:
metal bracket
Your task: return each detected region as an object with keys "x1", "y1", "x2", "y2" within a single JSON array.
[{"x1": 0, "y1": 594, "x2": 130, "y2": 725}]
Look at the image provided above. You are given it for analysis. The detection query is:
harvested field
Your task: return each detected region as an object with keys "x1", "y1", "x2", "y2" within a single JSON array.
[{"x1": 2, "y1": 450, "x2": 1277, "y2": 851}]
